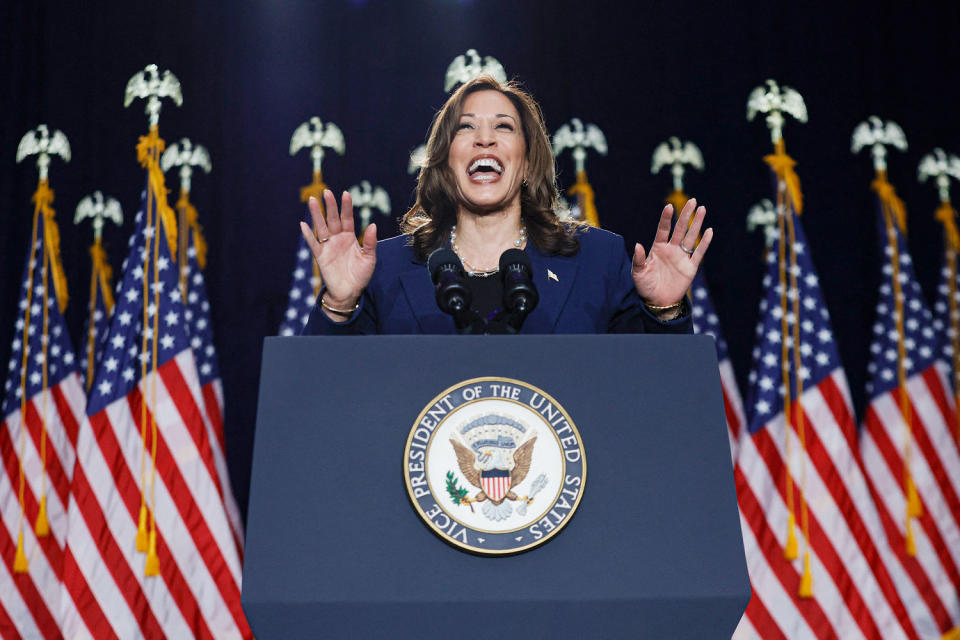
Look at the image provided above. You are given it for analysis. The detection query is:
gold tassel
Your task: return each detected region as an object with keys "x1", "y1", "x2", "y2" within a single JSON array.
[
  {"x1": 300, "y1": 169, "x2": 328, "y2": 203},
  {"x1": 940, "y1": 624, "x2": 960, "y2": 640},
  {"x1": 906, "y1": 475, "x2": 923, "y2": 517},
  {"x1": 764, "y1": 141, "x2": 804, "y2": 215},
  {"x1": 144, "y1": 529, "x2": 160, "y2": 576},
  {"x1": 905, "y1": 518, "x2": 917, "y2": 557},
  {"x1": 90, "y1": 242, "x2": 116, "y2": 313},
  {"x1": 872, "y1": 173, "x2": 908, "y2": 233},
  {"x1": 176, "y1": 193, "x2": 208, "y2": 270},
  {"x1": 136, "y1": 504, "x2": 149, "y2": 552},
  {"x1": 568, "y1": 170, "x2": 600, "y2": 227},
  {"x1": 798, "y1": 551, "x2": 813, "y2": 598},
  {"x1": 137, "y1": 127, "x2": 178, "y2": 261},
  {"x1": 34, "y1": 495, "x2": 49, "y2": 536},
  {"x1": 935, "y1": 202, "x2": 960, "y2": 250},
  {"x1": 784, "y1": 512, "x2": 799, "y2": 559},
  {"x1": 31, "y1": 181, "x2": 69, "y2": 312},
  {"x1": 13, "y1": 532, "x2": 28, "y2": 573},
  {"x1": 666, "y1": 189, "x2": 688, "y2": 218}
]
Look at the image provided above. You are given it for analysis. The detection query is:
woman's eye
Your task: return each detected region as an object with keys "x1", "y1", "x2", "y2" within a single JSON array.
[
  {"x1": 457, "y1": 122, "x2": 474, "y2": 130},
  {"x1": 496, "y1": 123, "x2": 514, "y2": 131}
]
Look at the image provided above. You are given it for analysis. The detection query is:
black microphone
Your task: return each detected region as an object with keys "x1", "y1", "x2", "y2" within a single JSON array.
[
  {"x1": 427, "y1": 248, "x2": 479, "y2": 333},
  {"x1": 499, "y1": 248, "x2": 538, "y2": 333}
]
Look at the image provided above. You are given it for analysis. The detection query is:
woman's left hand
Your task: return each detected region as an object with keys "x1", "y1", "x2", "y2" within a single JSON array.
[{"x1": 632, "y1": 198, "x2": 713, "y2": 307}]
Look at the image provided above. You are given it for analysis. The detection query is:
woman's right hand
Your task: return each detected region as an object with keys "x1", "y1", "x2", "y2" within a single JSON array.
[{"x1": 300, "y1": 189, "x2": 378, "y2": 316}]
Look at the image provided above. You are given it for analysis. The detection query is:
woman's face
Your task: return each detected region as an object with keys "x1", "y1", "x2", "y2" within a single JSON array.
[{"x1": 447, "y1": 90, "x2": 527, "y2": 213}]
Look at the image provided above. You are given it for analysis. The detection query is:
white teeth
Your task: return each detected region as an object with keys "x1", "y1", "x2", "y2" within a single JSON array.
[{"x1": 468, "y1": 157, "x2": 503, "y2": 174}]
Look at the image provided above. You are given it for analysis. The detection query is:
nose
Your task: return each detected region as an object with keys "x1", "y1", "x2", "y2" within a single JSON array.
[{"x1": 473, "y1": 122, "x2": 495, "y2": 148}]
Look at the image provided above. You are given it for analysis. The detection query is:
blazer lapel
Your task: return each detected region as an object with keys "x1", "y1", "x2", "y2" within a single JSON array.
[
  {"x1": 523, "y1": 247, "x2": 578, "y2": 333},
  {"x1": 399, "y1": 264, "x2": 454, "y2": 333}
]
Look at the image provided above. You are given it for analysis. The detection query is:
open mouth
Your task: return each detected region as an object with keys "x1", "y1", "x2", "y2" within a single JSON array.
[{"x1": 467, "y1": 156, "x2": 504, "y2": 183}]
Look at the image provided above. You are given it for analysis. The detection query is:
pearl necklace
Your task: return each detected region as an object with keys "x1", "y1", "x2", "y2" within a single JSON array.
[{"x1": 450, "y1": 224, "x2": 527, "y2": 277}]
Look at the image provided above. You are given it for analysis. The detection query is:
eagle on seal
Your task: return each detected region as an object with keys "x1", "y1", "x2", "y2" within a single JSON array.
[{"x1": 450, "y1": 436, "x2": 537, "y2": 507}]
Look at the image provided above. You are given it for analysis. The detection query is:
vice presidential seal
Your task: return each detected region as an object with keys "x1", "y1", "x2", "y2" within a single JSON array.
[{"x1": 403, "y1": 377, "x2": 586, "y2": 554}]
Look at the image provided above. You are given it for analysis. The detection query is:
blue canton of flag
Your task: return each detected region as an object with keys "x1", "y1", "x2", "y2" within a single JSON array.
[
  {"x1": 278, "y1": 210, "x2": 320, "y2": 336},
  {"x1": 2, "y1": 232, "x2": 78, "y2": 418},
  {"x1": 932, "y1": 252, "x2": 960, "y2": 382},
  {"x1": 85, "y1": 184, "x2": 188, "y2": 415},
  {"x1": 78, "y1": 272, "x2": 112, "y2": 393},
  {"x1": 745, "y1": 219, "x2": 838, "y2": 431},
  {"x1": 689, "y1": 271, "x2": 746, "y2": 462},
  {"x1": 864, "y1": 222, "x2": 940, "y2": 397},
  {"x1": 183, "y1": 243, "x2": 219, "y2": 385},
  {"x1": 690, "y1": 272, "x2": 730, "y2": 361}
]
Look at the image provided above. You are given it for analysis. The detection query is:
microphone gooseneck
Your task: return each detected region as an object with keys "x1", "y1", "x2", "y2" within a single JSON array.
[
  {"x1": 427, "y1": 248, "x2": 480, "y2": 333},
  {"x1": 499, "y1": 248, "x2": 538, "y2": 333}
]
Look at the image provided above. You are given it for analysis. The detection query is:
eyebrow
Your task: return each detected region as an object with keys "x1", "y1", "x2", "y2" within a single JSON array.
[{"x1": 460, "y1": 113, "x2": 518, "y2": 122}]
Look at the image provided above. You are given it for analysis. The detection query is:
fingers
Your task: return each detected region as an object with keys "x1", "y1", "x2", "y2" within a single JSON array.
[
  {"x1": 683, "y1": 205, "x2": 707, "y2": 248},
  {"x1": 653, "y1": 205, "x2": 672, "y2": 245},
  {"x1": 690, "y1": 227, "x2": 714, "y2": 266},
  {"x1": 300, "y1": 220, "x2": 324, "y2": 260},
  {"x1": 670, "y1": 198, "x2": 696, "y2": 245},
  {"x1": 323, "y1": 189, "x2": 342, "y2": 234},
  {"x1": 361, "y1": 222, "x2": 378, "y2": 257},
  {"x1": 632, "y1": 242, "x2": 646, "y2": 272},
  {"x1": 340, "y1": 191, "x2": 355, "y2": 234},
  {"x1": 308, "y1": 195, "x2": 329, "y2": 240}
]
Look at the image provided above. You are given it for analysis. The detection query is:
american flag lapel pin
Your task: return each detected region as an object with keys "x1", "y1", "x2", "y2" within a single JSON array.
[{"x1": 547, "y1": 269, "x2": 559, "y2": 282}]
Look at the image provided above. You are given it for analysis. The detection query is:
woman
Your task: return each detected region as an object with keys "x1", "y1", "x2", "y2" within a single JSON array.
[{"x1": 300, "y1": 76, "x2": 713, "y2": 335}]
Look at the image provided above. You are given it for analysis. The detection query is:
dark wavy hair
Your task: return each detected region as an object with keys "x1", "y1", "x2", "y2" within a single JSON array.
[{"x1": 401, "y1": 75, "x2": 580, "y2": 261}]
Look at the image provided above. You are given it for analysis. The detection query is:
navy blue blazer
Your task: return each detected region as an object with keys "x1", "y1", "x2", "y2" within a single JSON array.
[{"x1": 301, "y1": 227, "x2": 692, "y2": 335}]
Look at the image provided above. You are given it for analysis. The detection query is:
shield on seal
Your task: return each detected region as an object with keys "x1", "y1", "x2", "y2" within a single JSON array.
[{"x1": 481, "y1": 468, "x2": 511, "y2": 503}]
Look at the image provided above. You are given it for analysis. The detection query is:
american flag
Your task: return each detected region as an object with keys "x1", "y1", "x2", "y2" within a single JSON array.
[
  {"x1": 78, "y1": 242, "x2": 114, "y2": 393},
  {"x1": 182, "y1": 234, "x2": 245, "y2": 554},
  {"x1": 278, "y1": 211, "x2": 321, "y2": 336},
  {"x1": 733, "y1": 197, "x2": 927, "y2": 639},
  {"x1": 931, "y1": 208, "x2": 960, "y2": 432},
  {"x1": 859, "y1": 197, "x2": 960, "y2": 638},
  {"x1": 59, "y1": 145, "x2": 250, "y2": 638},
  {"x1": 0, "y1": 202, "x2": 85, "y2": 638},
  {"x1": 689, "y1": 272, "x2": 747, "y2": 462}
]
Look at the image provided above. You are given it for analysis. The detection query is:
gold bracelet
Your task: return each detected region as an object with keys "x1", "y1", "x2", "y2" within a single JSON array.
[
  {"x1": 644, "y1": 300, "x2": 683, "y2": 310},
  {"x1": 320, "y1": 294, "x2": 359, "y2": 316}
]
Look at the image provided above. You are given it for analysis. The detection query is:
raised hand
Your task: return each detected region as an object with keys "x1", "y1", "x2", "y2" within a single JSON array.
[
  {"x1": 299, "y1": 189, "x2": 378, "y2": 316},
  {"x1": 631, "y1": 198, "x2": 713, "y2": 308}
]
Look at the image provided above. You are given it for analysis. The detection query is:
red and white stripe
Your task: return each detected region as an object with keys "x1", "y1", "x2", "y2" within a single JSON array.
[
  {"x1": 59, "y1": 350, "x2": 251, "y2": 639},
  {"x1": 733, "y1": 369, "x2": 943, "y2": 639},
  {"x1": 199, "y1": 377, "x2": 244, "y2": 556},
  {"x1": 0, "y1": 372, "x2": 84, "y2": 639},
  {"x1": 860, "y1": 362, "x2": 960, "y2": 638},
  {"x1": 720, "y1": 358, "x2": 747, "y2": 464}
]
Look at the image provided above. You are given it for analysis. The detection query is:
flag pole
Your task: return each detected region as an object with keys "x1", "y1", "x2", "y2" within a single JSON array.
[
  {"x1": 747, "y1": 79, "x2": 814, "y2": 597},
  {"x1": 852, "y1": 117, "x2": 919, "y2": 554},
  {"x1": 11, "y1": 125, "x2": 71, "y2": 571},
  {"x1": 290, "y1": 117, "x2": 346, "y2": 297},
  {"x1": 74, "y1": 191, "x2": 122, "y2": 391},
  {"x1": 921, "y1": 149, "x2": 960, "y2": 444},
  {"x1": 124, "y1": 63, "x2": 182, "y2": 576},
  {"x1": 161, "y1": 138, "x2": 212, "y2": 299},
  {"x1": 552, "y1": 118, "x2": 607, "y2": 227}
]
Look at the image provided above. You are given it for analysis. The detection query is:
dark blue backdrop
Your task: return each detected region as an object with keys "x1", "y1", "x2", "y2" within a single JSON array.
[{"x1": 3, "y1": 0, "x2": 959, "y2": 521}]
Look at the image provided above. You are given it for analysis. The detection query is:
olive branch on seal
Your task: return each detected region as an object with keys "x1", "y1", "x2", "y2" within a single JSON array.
[{"x1": 445, "y1": 471, "x2": 474, "y2": 512}]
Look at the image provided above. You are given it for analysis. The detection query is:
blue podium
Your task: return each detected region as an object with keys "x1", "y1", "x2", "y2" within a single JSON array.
[{"x1": 242, "y1": 335, "x2": 748, "y2": 638}]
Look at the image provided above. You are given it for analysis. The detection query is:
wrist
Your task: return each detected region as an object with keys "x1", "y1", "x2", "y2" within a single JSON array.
[
  {"x1": 644, "y1": 298, "x2": 686, "y2": 321},
  {"x1": 320, "y1": 292, "x2": 360, "y2": 316}
]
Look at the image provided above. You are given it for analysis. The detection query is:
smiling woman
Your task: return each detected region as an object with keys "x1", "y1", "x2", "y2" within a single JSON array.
[{"x1": 298, "y1": 75, "x2": 713, "y2": 335}]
